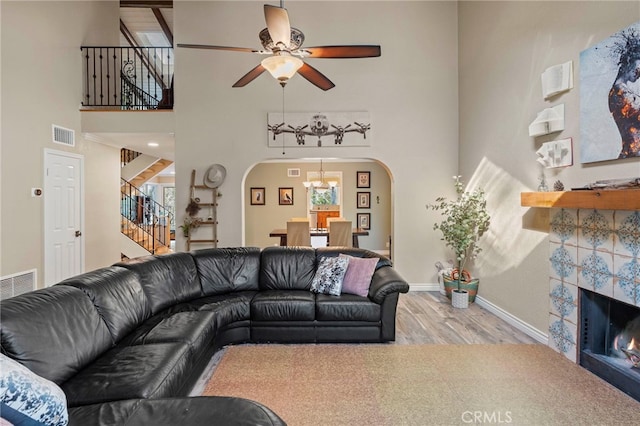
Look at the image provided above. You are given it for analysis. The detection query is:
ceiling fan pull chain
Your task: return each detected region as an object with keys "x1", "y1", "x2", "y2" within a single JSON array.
[{"x1": 282, "y1": 85, "x2": 286, "y2": 155}]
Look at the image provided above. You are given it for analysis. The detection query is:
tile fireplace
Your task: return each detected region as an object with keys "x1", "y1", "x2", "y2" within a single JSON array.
[{"x1": 546, "y1": 207, "x2": 640, "y2": 400}]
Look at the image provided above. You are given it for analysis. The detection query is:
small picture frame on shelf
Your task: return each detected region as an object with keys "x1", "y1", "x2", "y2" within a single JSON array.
[
  {"x1": 250, "y1": 187, "x2": 265, "y2": 205},
  {"x1": 357, "y1": 171, "x2": 370, "y2": 188},
  {"x1": 357, "y1": 192, "x2": 370, "y2": 209},
  {"x1": 357, "y1": 213, "x2": 371, "y2": 230},
  {"x1": 279, "y1": 187, "x2": 294, "y2": 205}
]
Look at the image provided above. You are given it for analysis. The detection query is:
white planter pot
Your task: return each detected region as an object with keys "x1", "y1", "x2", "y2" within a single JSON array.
[{"x1": 451, "y1": 290, "x2": 469, "y2": 309}]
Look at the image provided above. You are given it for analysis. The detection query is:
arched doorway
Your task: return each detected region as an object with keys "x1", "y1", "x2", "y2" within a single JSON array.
[{"x1": 243, "y1": 158, "x2": 393, "y2": 257}]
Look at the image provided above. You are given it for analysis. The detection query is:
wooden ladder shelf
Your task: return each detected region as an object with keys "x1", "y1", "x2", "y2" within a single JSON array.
[{"x1": 186, "y1": 169, "x2": 219, "y2": 251}]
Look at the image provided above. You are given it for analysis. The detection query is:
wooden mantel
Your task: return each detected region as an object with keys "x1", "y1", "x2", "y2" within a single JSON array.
[{"x1": 521, "y1": 189, "x2": 640, "y2": 211}]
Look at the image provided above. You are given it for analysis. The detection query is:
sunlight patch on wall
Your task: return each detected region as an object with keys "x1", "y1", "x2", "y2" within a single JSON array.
[{"x1": 466, "y1": 157, "x2": 548, "y2": 277}]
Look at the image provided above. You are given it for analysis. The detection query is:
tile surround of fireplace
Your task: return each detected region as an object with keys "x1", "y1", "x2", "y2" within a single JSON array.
[{"x1": 547, "y1": 208, "x2": 640, "y2": 396}]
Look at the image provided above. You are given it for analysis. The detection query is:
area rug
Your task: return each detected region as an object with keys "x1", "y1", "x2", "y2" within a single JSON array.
[{"x1": 202, "y1": 344, "x2": 640, "y2": 425}]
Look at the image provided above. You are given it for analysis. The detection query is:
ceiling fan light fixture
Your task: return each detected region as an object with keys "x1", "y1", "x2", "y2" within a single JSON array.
[{"x1": 261, "y1": 55, "x2": 303, "y2": 85}]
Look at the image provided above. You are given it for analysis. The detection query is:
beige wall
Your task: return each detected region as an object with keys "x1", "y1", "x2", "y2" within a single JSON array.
[
  {"x1": 458, "y1": 1, "x2": 640, "y2": 333},
  {"x1": 175, "y1": 1, "x2": 460, "y2": 284},
  {"x1": 0, "y1": 1, "x2": 121, "y2": 285},
  {"x1": 243, "y1": 160, "x2": 391, "y2": 250},
  {"x1": 4, "y1": 0, "x2": 635, "y2": 339}
]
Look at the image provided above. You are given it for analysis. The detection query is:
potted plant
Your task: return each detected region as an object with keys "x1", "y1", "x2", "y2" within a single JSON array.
[
  {"x1": 426, "y1": 176, "x2": 491, "y2": 308},
  {"x1": 180, "y1": 216, "x2": 202, "y2": 238}
]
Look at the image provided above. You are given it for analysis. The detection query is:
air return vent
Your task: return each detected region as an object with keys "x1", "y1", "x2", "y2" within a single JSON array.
[
  {"x1": 52, "y1": 124, "x2": 75, "y2": 147},
  {"x1": 1, "y1": 269, "x2": 36, "y2": 300}
]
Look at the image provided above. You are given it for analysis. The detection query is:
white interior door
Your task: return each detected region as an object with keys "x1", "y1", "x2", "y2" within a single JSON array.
[{"x1": 44, "y1": 149, "x2": 84, "y2": 286}]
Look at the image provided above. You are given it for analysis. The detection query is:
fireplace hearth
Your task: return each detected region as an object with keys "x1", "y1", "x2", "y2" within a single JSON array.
[{"x1": 580, "y1": 288, "x2": 640, "y2": 402}]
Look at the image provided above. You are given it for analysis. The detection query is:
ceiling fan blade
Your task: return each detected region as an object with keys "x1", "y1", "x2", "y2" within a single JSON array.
[
  {"x1": 177, "y1": 43, "x2": 259, "y2": 54},
  {"x1": 264, "y1": 4, "x2": 291, "y2": 48},
  {"x1": 303, "y1": 45, "x2": 381, "y2": 58},
  {"x1": 232, "y1": 64, "x2": 266, "y2": 87},
  {"x1": 297, "y1": 63, "x2": 335, "y2": 91}
]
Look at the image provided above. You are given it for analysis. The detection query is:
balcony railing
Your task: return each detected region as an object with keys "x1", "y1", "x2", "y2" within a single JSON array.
[{"x1": 81, "y1": 46, "x2": 173, "y2": 110}]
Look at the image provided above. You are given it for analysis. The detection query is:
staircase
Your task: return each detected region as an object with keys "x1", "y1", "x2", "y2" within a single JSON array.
[
  {"x1": 120, "y1": 149, "x2": 174, "y2": 256},
  {"x1": 129, "y1": 158, "x2": 173, "y2": 188},
  {"x1": 121, "y1": 178, "x2": 172, "y2": 255}
]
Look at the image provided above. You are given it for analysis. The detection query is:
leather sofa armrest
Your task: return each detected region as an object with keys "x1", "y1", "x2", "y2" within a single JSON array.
[{"x1": 368, "y1": 266, "x2": 409, "y2": 304}]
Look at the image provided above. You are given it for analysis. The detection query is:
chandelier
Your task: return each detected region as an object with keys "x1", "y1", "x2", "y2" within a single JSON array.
[{"x1": 302, "y1": 159, "x2": 337, "y2": 193}]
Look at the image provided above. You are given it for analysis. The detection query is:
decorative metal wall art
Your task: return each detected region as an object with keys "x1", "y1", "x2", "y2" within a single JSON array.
[{"x1": 267, "y1": 112, "x2": 371, "y2": 148}]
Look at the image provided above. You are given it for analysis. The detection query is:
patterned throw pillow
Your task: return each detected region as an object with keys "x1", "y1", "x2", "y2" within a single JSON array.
[
  {"x1": 311, "y1": 256, "x2": 350, "y2": 296},
  {"x1": 340, "y1": 254, "x2": 378, "y2": 297},
  {"x1": 0, "y1": 354, "x2": 68, "y2": 426}
]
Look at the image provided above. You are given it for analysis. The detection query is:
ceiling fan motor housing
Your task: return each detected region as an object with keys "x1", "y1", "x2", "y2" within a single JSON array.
[{"x1": 259, "y1": 27, "x2": 305, "y2": 52}]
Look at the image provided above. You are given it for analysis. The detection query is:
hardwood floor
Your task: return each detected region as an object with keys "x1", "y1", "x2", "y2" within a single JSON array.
[{"x1": 394, "y1": 291, "x2": 539, "y2": 345}]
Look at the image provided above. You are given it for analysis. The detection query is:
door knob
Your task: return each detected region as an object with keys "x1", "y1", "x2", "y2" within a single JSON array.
[{"x1": 75, "y1": 230, "x2": 82, "y2": 237}]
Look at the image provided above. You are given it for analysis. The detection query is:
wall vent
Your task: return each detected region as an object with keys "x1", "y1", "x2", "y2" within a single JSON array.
[
  {"x1": 288, "y1": 168, "x2": 301, "y2": 177},
  {"x1": 1, "y1": 269, "x2": 37, "y2": 300},
  {"x1": 52, "y1": 124, "x2": 75, "y2": 147}
]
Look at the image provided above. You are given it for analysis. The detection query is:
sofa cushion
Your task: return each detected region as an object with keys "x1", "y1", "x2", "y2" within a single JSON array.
[
  {"x1": 122, "y1": 311, "x2": 216, "y2": 358},
  {"x1": 59, "y1": 266, "x2": 151, "y2": 344},
  {"x1": 339, "y1": 254, "x2": 378, "y2": 297},
  {"x1": 0, "y1": 286, "x2": 113, "y2": 385},
  {"x1": 62, "y1": 343, "x2": 191, "y2": 406},
  {"x1": 116, "y1": 252, "x2": 201, "y2": 315},
  {"x1": 192, "y1": 291, "x2": 255, "y2": 330},
  {"x1": 251, "y1": 290, "x2": 316, "y2": 321},
  {"x1": 310, "y1": 256, "x2": 349, "y2": 296},
  {"x1": 68, "y1": 396, "x2": 286, "y2": 426},
  {"x1": 0, "y1": 354, "x2": 68, "y2": 426},
  {"x1": 316, "y1": 247, "x2": 391, "y2": 269},
  {"x1": 191, "y1": 247, "x2": 261, "y2": 295},
  {"x1": 259, "y1": 247, "x2": 316, "y2": 291},
  {"x1": 315, "y1": 294, "x2": 381, "y2": 321}
]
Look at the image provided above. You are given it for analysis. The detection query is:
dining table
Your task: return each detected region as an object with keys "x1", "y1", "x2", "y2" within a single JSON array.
[{"x1": 269, "y1": 228, "x2": 369, "y2": 248}]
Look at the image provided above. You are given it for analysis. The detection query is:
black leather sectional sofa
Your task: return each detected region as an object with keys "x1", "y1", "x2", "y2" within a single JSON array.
[{"x1": 1, "y1": 246, "x2": 409, "y2": 425}]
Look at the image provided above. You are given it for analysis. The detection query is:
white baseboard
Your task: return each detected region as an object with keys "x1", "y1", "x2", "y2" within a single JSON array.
[
  {"x1": 406, "y1": 284, "x2": 548, "y2": 344},
  {"x1": 408, "y1": 283, "x2": 439, "y2": 292},
  {"x1": 475, "y1": 295, "x2": 548, "y2": 344}
]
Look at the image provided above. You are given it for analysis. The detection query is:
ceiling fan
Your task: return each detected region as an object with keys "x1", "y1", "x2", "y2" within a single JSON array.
[{"x1": 177, "y1": 2, "x2": 381, "y2": 91}]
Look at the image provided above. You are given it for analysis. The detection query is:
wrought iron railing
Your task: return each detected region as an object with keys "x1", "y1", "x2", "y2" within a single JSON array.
[
  {"x1": 120, "y1": 148, "x2": 142, "y2": 167},
  {"x1": 121, "y1": 178, "x2": 173, "y2": 254},
  {"x1": 81, "y1": 46, "x2": 173, "y2": 110}
]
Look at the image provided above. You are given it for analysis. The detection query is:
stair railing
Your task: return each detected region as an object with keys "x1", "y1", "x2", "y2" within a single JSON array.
[
  {"x1": 81, "y1": 46, "x2": 173, "y2": 110},
  {"x1": 121, "y1": 148, "x2": 142, "y2": 168},
  {"x1": 121, "y1": 178, "x2": 173, "y2": 254}
]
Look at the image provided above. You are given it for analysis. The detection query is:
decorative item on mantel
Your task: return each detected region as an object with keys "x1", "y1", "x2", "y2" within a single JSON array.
[
  {"x1": 572, "y1": 177, "x2": 640, "y2": 191},
  {"x1": 537, "y1": 170, "x2": 549, "y2": 192},
  {"x1": 553, "y1": 180, "x2": 565, "y2": 191},
  {"x1": 426, "y1": 176, "x2": 491, "y2": 309}
]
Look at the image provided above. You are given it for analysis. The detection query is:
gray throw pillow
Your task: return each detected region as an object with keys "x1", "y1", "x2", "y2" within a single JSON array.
[{"x1": 311, "y1": 256, "x2": 350, "y2": 296}]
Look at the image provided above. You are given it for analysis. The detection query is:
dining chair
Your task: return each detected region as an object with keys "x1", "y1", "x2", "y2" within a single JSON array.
[
  {"x1": 290, "y1": 217, "x2": 309, "y2": 222},
  {"x1": 328, "y1": 220, "x2": 352, "y2": 247},
  {"x1": 287, "y1": 220, "x2": 311, "y2": 247}
]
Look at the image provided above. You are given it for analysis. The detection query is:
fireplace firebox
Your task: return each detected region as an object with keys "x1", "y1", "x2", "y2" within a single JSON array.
[{"x1": 580, "y1": 288, "x2": 640, "y2": 402}]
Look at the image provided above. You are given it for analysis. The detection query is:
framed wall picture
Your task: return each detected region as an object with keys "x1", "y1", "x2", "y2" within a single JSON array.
[
  {"x1": 356, "y1": 171, "x2": 370, "y2": 188},
  {"x1": 250, "y1": 187, "x2": 265, "y2": 205},
  {"x1": 357, "y1": 192, "x2": 370, "y2": 209},
  {"x1": 278, "y1": 187, "x2": 294, "y2": 205},
  {"x1": 357, "y1": 213, "x2": 371, "y2": 230}
]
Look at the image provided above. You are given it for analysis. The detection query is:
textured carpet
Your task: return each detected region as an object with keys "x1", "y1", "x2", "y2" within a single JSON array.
[{"x1": 202, "y1": 344, "x2": 640, "y2": 425}]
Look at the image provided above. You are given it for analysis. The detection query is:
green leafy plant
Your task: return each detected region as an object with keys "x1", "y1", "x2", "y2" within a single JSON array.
[
  {"x1": 179, "y1": 216, "x2": 202, "y2": 237},
  {"x1": 426, "y1": 176, "x2": 491, "y2": 291}
]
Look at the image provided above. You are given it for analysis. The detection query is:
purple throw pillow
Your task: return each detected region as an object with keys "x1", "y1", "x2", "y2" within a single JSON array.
[{"x1": 339, "y1": 254, "x2": 378, "y2": 297}]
